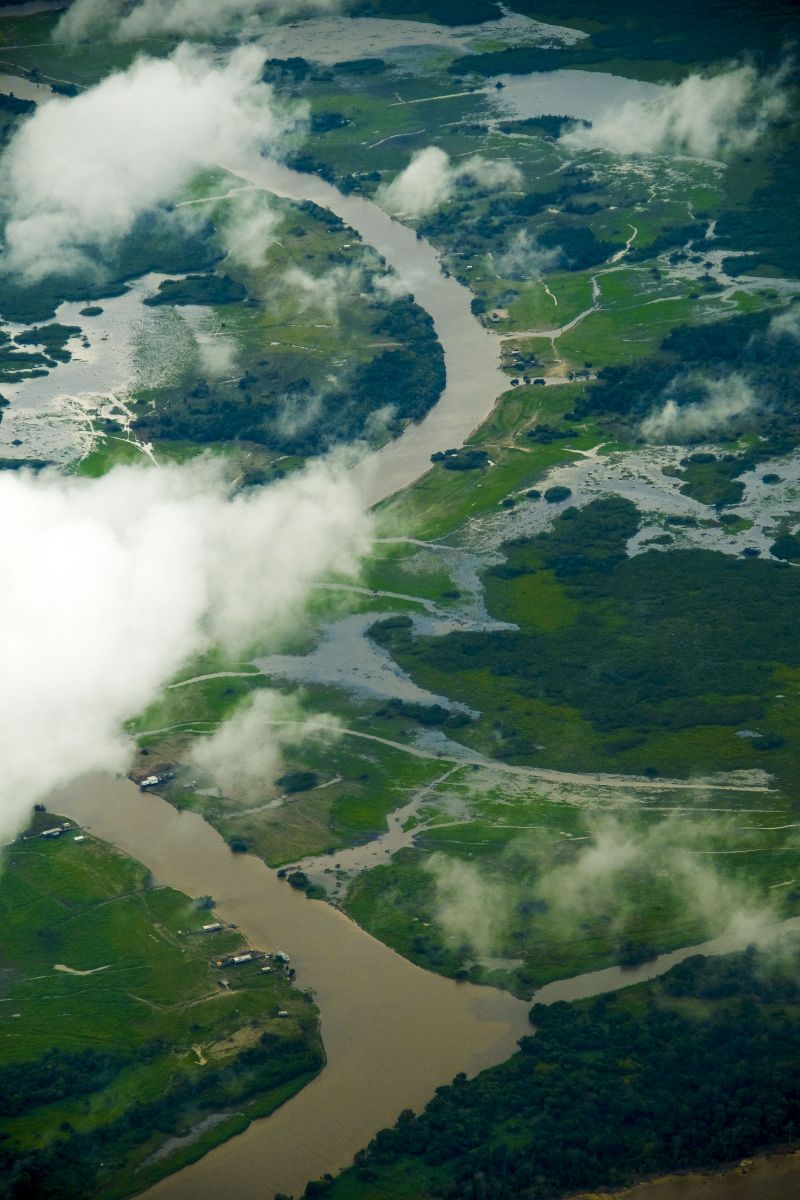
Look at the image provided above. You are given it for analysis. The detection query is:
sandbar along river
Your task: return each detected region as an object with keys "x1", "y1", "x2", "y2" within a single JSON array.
[{"x1": 52, "y1": 774, "x2": 800, "y2": 1200}]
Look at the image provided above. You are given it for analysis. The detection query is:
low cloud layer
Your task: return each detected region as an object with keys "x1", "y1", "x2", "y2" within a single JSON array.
[
  {"x1": 1, "y1": 45, "x2": 297, "y2": 281},
  {"x1": 219, "y1": 189, "x2": 283, "y2": 271},
  {"x1": 534, "y1": 815, "x2": 772, "y2": 948},
  {"x1": 190, "y1": 689, "x2": 340, "y2": 797},
  {"x1": 378, "y1": 146, "x2": 521, "y2": 218},
  {"x1": 494, "y1": 230, "x2": 561, "y2": 280},
  {"x1": 0, "y1": 458, "x2": 370, "y2": 842},
  {"x1": 562, "y1": 64, "x2": 788, "y2": 159},
  {"x1": 768, "y1": 304, "x2": 800, "y2": 341},
  {"x1": 281, "y1": 258, "x2": 408, "y2": 321},
  {"x1": 425, "y1": 812, "x2": 774, "y2": 965},
  {"x1": 425, "y1": 854, "x2": 509, "y2": 958},
  {"x1": 640, "y1": 373, "x2": 757, "y2": 442},
  {"x1": 57, "y1": 0, "x2": 342, "y2": 41},
  {"x1": 283, "y1": 263, "x2": 367, "y2": 322}
]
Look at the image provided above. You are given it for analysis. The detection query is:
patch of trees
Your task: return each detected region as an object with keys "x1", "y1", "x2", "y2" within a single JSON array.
[
  {"x1": 375, "y1": 698, "x2": 472, "y2": 729},
  {"x1": 431, "y1": 448, "x2": 489, "y2": 470},
  {"x1": 12, "y1": 323, "x2": 81, "y2": 363},
  {"x1": 143, "y1": 274, "x2": 247, "y2": 307},
  {"x1": 276, "y1": 771, "x2": 319, "y2": 793},
  {"x1": 307, "y1": 939, "x2": 800, "y2": 1200},
  {"x1": 0, "y1": 1048, "x2": 127, "y2": 1117},
  {"x1": 310, "y1": 112, "x2": 350, "y2": 134},
  {"x1": 262, "y1": 57, "x2": 314, "y2": 83},
  {"x1": 134, "y1": 295, "x2": 444, "y2": 455},
  {"x1": 496, "y1": 115, "x2": 587, "y2": 139},
  {"x1": 526, "y1": 424, "x2": 572, "y2": 444},
  {"x1": 0, "y1": 1032, "x2": 323, "y2": 1199},
  {"x1": 331, "y1": 58, "x2": 387, "y2": 75},
  {"x1": 771, "y1": 532, "x2": 800, "y2": 563},
  {"x1": 373, "y1": 497, "x2": 800, "y2": 750},
  {"x1": 572, "y1": 308, "x2": 800, "y2": 464},
  {"x1": 0, "y1": 93, "x2": 35, "y2": 116}
]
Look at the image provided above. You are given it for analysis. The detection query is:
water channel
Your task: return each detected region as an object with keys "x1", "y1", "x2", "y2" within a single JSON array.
[
  {"x1": 52, "y1": 774, "x2": 800, "y2": 1200},
  {"x1": 7, "y1": 58, "x2": 798, "y2": 1200},
  {"x1": 224, "y1": 157, "x2": 509, "y2": 507}
]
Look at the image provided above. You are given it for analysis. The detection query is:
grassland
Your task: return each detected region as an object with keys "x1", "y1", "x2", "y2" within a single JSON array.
[{"x1": 0, "y1": 813, "x2": 323, "y2": 1199}]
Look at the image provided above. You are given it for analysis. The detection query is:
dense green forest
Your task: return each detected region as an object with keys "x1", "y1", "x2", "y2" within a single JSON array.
[
  {"x1": 451, "y1": 0, "x2": 798, "y2": 73},
  {"x1": 0, "y1": 1032, "x2": 323, "y2": 1200},
  {"x1": 372, "y1": 497, "x2": 800, "y2": 781},
  {"x1": 572, "y1": 310, "x2": 800, "y2": 467},
  {"x1": 303, "y1": 939, "x2": 800, "y2": 1200}
]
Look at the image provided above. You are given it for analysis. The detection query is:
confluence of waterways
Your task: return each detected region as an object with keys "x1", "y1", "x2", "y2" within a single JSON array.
[
  {"x1": 19, "y1": 128, "x2": 797, "y2": 1200},
  {"x1": 53, "y1": 775, "x2": 800, "y2": 1200}
]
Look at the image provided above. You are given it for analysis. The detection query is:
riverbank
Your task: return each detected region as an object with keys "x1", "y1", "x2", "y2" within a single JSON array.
[
  {"x1": 50, "y1": 772, "x2": 800, "y2": 1200},
  {"x1": 51, "y1": 773, "x2": 531, "y2": 1200},
  {"x1": 575, "y1": 1149, "x2": 800, "y2": 1200},
  {"x1": 224, "y1": 158, "x2": 509, "y2": 507}
]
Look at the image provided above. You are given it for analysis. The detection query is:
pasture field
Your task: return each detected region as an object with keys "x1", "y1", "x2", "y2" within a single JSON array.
[{"x1": 0, "y1": 815, "x2": 322, "y2": 1198}]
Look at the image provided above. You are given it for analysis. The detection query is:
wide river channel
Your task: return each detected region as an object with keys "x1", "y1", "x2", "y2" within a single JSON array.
[
  {"x1": 24, "y1": 127, "x2": 799, "y2": 1200},
  {"x1": 52, "y1": 775, "x2": 800, "y2": 1200}
]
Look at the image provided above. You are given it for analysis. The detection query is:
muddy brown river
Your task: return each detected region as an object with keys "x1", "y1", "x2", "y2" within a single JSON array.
[
  {"x1": 51, "y1": 774, "x2": 800, "y2": 1200},
  {"x1": 578, "y1": 1150, "x2": 800, "y2": 1200},
  {"x1": 53, "y1": 774, "x2": 530, "y2": 1199}
]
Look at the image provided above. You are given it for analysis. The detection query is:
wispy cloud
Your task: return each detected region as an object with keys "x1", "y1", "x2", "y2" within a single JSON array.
[
  {"x1": 0, "y1": 457, "x2": 371, "y2": 841},
  {"x1": 494, "y1": 229, "x2": 561, "y2": 280},
  {"x1": 561, "y1": 63, "x2": 789, "y2": 159},
  {"x1": 378, "y1": 146, "x2": 521, "y2": 218},
  {"x1": 639, "y1": 373, "x2": 757, "y2": 442},
  {"x1": 0, "y1": 45, "x2": 300, "y2": 281},
  {"x1": 190, "y1": 689, "x2": 340, "y2": 797}
]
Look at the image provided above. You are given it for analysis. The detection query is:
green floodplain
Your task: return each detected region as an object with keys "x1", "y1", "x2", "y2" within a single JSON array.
[
  {"x1": 2, "y1": 0, "x2": 800, "y2": 1195},
  {"x1": 0, "y1": 813, "x2": 322, "y2": 1199}
]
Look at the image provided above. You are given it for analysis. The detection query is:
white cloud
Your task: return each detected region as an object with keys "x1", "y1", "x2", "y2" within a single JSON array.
[
  {"x1": 767, "y1": 305, "x2": 800, "y2": 341},
  {"x1": 0, "y1": 45, "x2": 299, "y2": 281},
  {"x1": 282, "y1": 260, "x2": 410, "y2": 320},
  {"x1": 561, "y1": 64, "x2": 788, "y2": 160},
  {"x1": 283, "y1": 263, "x2": 366, "y2": 322},
  {"x1": 372, "y1": 270, "x2": 410, "y2": 301},
  {"x1": 536, "y1": 814, "x2": 771, "y2": 943},
  {"x1": 494, "y1": 230, "x2": 561, "y2": 280},
  {"x1": 196, "y1": 333, "x2": 238, "y2": 378},
  {"x1": 425, "y1": 853, "x2": 508, "y2": 958},
  {"x1": 639, "y1": 373, "x2": 757, "y2": 442},
  {"x1": 219, "y1": 190, "x2": 283, "y2": 271},
  {"x1": 0, "y1": 457, "x2": 371, "y2": 842},
  {"x1": 190, "y1": 689, "x2": 340, "y2": 797},
  {"x1": 57, "y1": 0, "x2": 342, "y2": 41},
  {"x1": 378, "y1": 146, "x2": 521, "y2": 218}
]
